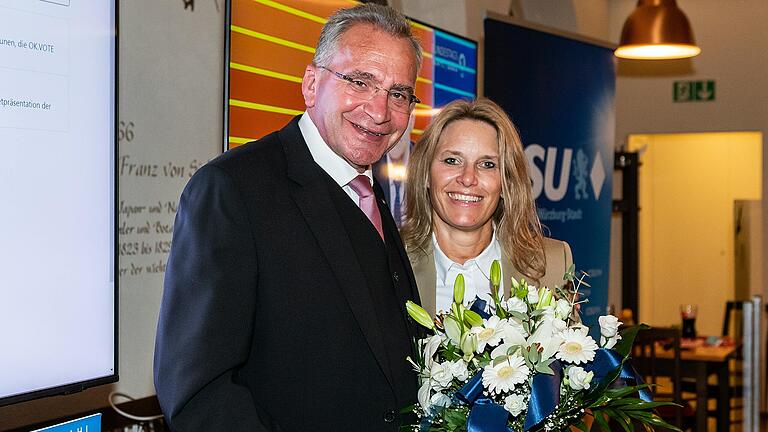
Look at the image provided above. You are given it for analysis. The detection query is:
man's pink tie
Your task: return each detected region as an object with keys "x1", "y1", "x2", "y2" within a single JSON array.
[{"x1": 348, "y1": 175, "x2": 384, "y2": 241}]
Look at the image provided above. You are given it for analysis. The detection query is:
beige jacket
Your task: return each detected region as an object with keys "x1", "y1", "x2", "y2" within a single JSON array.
[{"x1": 408, "y1": 237, "x2": 573, "y2": 317}]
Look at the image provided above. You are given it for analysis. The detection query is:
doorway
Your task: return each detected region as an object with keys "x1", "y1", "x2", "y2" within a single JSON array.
[{"x1": 627, "y1": 132, "x2": 762, "y2": 336}]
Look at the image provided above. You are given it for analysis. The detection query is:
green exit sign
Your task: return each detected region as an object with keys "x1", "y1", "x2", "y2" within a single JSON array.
[{"x1": 674, "y1": 80, "x2": 716, "y2": 102}]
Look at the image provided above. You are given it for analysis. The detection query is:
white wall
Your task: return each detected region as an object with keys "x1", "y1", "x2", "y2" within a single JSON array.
[
  {"x1": 608, "y1": 0, "x2": 768, "y2": 311},
  {"x1": 519, "y1": 0, "x2": 608, "y2": 40}
]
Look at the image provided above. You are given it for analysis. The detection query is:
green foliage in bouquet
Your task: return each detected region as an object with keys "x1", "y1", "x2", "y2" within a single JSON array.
[{"x1": 403, "y1": 262, "x2": 681, "y2": 432}]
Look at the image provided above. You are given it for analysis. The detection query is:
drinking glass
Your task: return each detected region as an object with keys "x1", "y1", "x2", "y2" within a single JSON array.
[{"x1": 680, "y1": 304, "x2": 697, "y2": 338}]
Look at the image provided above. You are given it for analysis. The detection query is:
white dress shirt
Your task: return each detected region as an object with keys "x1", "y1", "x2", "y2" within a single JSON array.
[
  {"x1": 299, "y1": 112, "x2": 374, "y2": 203},
  {"x1": 433, "y1": 232, "x2": 504, "y2": 314}
]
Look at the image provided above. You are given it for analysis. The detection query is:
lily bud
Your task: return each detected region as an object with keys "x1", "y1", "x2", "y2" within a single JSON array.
[
  {"x1": 460, "y1": 332, "x2": 477, "y2": 356},
  {"x1": 444, "y1": 316, "x2": 462, "y2": 345},
  {"x1": 406, "y1": 301, "x2": 434, "y2": 330},
  {"x1": 537, "y1": 288, "x2": 553, "y2": 309},
  {"x1": 453, "y1": 273, "x2": 465, "y2": 305},
  {"x1": 490, "y1": 260, "x2": 501, "y2": 291},
  {"x1": 463, "y1": 309, "x2": 483, "y2": 328},
  {"x1": 516, "y1": 283, "x2": 528, "y2": 300}
]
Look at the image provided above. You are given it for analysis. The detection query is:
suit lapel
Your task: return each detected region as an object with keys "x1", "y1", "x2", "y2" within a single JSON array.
[
  {"x1": 410, "y1": 244, "x2": 437, "y2": 317},
  {"x1": 412, "y1": 245, "x2": 524, "y2": 314},
  {"x1": 374, "y1": 180, "x2": 420, "y2": 305},
  {"x1": 501, "y1": 250, "x2": 525, "y2": 299},
  {"x1": 279, "y1": 119, "x2": 394, "y2": 387}
]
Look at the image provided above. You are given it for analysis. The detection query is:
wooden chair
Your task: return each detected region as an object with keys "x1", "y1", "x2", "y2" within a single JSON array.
[
  {"x1": 632, "y1": 327, "x2": 695, "y2": 430},
  {"x1": 722, "y1": 301, "x2": 745, "y2": 388},
  {"x1": 722, "y1": 300, "x2": 744, "y2": 339},
  {"x1": 679, "y1": 300, "x2": 746, "y2": 425}
]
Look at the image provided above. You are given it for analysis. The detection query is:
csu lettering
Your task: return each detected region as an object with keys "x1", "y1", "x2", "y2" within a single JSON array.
[{"x1": 525, "y1": 144, "x2": 572, "y2": 202}]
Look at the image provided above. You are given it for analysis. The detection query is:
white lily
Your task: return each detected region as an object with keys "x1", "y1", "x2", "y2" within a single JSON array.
[
  {"x1": 491, "y1": 324, "x2": 529, "y2": 359},
  {"x1": 430, "y1": 392, "x2": 452, "y2": 409},
  {"x1": 423, "y1": 335, "x2": 442, "y2": 368},
  {"x1": 418, "y1": 381, "x2": 432, "y2": 410},
  {"x1": 501, "y1": 321, "x2": 528, "y2": 346},
  {"x1": 470, "y1": 315, "x2": 507, "y2": 352},
  {"x1": 527, "y1": 318, "x2": 563, "y2": 362},
  {"x1": 491, "y1": 342, "x2": 515, "y2": 360}
]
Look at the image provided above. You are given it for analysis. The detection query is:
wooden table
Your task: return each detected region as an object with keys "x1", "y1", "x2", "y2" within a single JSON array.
[{"x1": 656, "y1": 340, "x2": 739, "y2": 432}]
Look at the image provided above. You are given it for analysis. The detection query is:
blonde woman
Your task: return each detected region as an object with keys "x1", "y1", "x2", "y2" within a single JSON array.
[{"x1": 402, "y1": 98, "x2": 572, "y2": 317}]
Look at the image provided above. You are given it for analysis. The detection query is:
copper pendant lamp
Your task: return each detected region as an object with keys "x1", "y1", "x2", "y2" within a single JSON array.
[{"x1": 615, "y1": 0, "x2": 701, "y2": 60}]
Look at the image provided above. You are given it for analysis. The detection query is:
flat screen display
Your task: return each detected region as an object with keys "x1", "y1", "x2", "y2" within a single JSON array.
[{"x1": 0, "y1": 0, "x2": 118, "y2": 406}]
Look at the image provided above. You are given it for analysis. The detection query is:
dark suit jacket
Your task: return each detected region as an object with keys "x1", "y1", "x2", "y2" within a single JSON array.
[
  {"x1": 154, "y1": 117, "x2": 421, "y2": 431},
  {"x1": 372, "y1": 145, "x2": 411, "y2": 226}
]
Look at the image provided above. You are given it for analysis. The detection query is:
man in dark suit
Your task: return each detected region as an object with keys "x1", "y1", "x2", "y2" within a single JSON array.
[
  {"x1": 154, "y1": 4, "x2": 423, "y2": 431},
  {"x1": 373, "y1": 113, "x2": 414, "y2": 228}
]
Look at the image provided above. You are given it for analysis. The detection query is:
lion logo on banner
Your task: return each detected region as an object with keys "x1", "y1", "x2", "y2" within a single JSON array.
[{"x1": 572, "y1": 149, "x2": 589, "y2": 200}]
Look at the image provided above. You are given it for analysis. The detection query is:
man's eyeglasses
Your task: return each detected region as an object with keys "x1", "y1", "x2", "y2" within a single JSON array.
[{"x1": 318, "y1": 66, "x2": 420, "y2": 114}]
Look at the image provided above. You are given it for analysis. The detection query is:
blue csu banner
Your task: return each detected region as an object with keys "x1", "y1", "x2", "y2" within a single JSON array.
[
  {"x1": 433, "y1": 30, "x2": 477, "y2": 106},
  {"x1": 484, "y1": 18, "x2": 615, "y2": 330}
]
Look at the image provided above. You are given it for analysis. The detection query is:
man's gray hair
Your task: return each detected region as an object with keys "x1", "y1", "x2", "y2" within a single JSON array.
[{"x1": 313, "y1": 4, "x2": 422, "y2": 72}]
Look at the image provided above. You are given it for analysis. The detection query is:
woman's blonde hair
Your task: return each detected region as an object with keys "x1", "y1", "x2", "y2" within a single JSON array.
[{"x1": 401, "y1": 98, "x2": 546, "y2": 281}]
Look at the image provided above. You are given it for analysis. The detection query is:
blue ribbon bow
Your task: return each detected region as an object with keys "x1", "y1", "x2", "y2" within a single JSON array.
[
  {"x1": 523, "y1": 360, "x2": 563, "y2": 430},
  {"x1": 456, "y1": 374, "x2": 510, "y2": 432},
  {"x1": 431, "y1": 308, "x2": 651, "y2": 431},
  {"x1": 454, "y1": 360, "x2": 563, "y2": 432},
  {"x1": 585, "y1": 348, "x2": 653, "y2": 402},
  {"x1": 470, "y1": 297, "x2": 492, "y2": 319},
  {"x1": 467, "y1": 399, "x2": 510, "y2": 432}
]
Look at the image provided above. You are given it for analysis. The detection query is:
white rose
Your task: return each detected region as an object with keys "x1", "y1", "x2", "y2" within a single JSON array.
[
  {"x1": 555, "y1": 299, "x2": 572, "y2": 319},
  {"x1": 598, "y1": 315, "x2": 622, "y2": 338},
  {"x1": 429, "y1": 361, "x2": 454, "y2": 389},
  {"x1": 571, "y1": 324, "x2": 590, "y2": 336},
  {"x1": 526, "y1": 286, "x2": 539, "y2": 304},
  {"x1": 551, "y1": 317, "x2": 567, "y2": 333},
  {"x1": 449, "y1": 359, "x2": 470, "y2": 381},
  {"x1": 601, "y1": 333, "x2": 622, "y2": 349},
  {"x1": 505, "y1": 296, "x2": 527, "y2": 314},
  {"x1": 567, "y1": 366, "x2": 594, "y2": 391},
  {"x1": 504, "y1": 393, "x2": 527, "y2": 416}
]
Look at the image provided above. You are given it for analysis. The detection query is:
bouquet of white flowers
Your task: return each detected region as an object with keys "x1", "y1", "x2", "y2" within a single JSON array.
[{"x1": 404, "y1": 261, "x2": 679, "y2": 432}]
